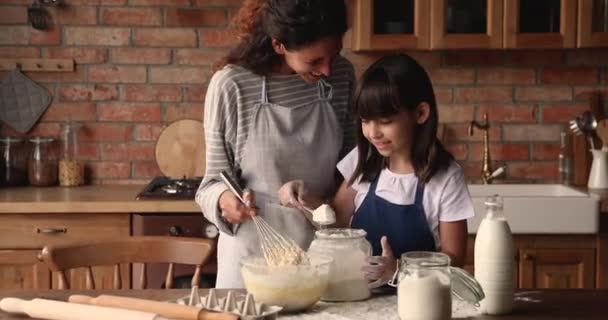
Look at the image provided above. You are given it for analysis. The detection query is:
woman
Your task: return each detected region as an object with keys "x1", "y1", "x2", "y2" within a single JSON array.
[{"x1": 195, "y1": 0, "x2": 355, "y2": 288}]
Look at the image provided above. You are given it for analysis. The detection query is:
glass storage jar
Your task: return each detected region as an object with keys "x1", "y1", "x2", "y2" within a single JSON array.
[
  {"x1": 58, "y1": 122, "x2": 84, "y2": 186},
  {"x1": 0, "y1": 137, "x2": 28, "y2": 186},
  {"x1": 28, "y1": 137, "x2": 58, "y2": 186},
  {"x1": 307, "y1": 228, "x2": 371, "y2": 301}
]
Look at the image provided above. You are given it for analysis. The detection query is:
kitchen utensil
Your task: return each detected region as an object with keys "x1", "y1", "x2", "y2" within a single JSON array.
[
  {"x1": 597, "y1": 120, "x2": 608, "y2": 148},
  {"x1": 219, "y1": 170, "x2": 309, "y2": 266},
  {"x1": 27, "y1": 0, "x2": 52, "y2": 30},
  {"x1": 569, "y1": 111, "x2": 598, "y2": 149},
  {"x1": 155, "y1": 119, "x2": 205, "y2": 179},
  {"x1": 588, "y1": 149, "x2": 608, "y2": 189},
  {"x1": 0, "y1": 68, "x2": 52, "y2": 133},
  {"x1": 0, "y1": 297, "x2": 168, "y2": 320},
  {"x1": 68, "y1": 294, "x2": 237, "y2": 320}
]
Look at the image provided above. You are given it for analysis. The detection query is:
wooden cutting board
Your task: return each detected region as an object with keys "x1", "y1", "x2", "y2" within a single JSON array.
[{"x1": 155, "y1": 119, "x2": 205, "y2": 179}]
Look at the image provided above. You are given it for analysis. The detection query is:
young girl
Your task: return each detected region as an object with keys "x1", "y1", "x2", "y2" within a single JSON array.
[{"x1": 280, "y1": 54, "x2": 474, "y2": 286}]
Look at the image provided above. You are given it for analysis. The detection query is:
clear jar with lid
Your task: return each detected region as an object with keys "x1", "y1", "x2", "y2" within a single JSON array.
[
  {"x1": 28, "y1": 137, "x2": 58, "y2": 186},
  {"x1": 1, "y1": 137, "x2": 29, "y2": 186},
  {"x1": 307, "y1": 228, "x2": 371, "y2": 301},
  {"x1": 58, "y1": 122, "x2": 84, "y2": 186}
]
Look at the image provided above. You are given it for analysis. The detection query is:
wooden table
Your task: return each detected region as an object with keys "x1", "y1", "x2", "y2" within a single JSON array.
[{"x1": 0, "y1": 289, "x2": 607, "y2": 319}]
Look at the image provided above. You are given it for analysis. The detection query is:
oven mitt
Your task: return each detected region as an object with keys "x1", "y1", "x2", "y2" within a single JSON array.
[{"x1": 0, "y1": 69, "x2": 52, "y2": 133}]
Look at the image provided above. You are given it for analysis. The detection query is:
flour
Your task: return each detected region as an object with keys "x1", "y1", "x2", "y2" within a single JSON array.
[
  {"x1": 312, "y1": 204, "x2": 336, "y2": 225},
  {"x1": 398, "y1": 274, "x2": 451, "y2": 320}
]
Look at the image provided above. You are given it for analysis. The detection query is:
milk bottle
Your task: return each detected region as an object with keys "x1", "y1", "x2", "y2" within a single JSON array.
[{"x1": 474, "y1": 195, "x2": 514, "y2": 315}]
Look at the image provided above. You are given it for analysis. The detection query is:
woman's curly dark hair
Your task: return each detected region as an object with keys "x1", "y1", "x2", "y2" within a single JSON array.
[{"x1": 214, "y1": 0, "x2": 347, "y2": 74}]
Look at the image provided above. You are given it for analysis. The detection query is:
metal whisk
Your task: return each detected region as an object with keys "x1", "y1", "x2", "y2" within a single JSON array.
[{"x1": 219, "y1": 171, "x2": 309, "y2": 266}]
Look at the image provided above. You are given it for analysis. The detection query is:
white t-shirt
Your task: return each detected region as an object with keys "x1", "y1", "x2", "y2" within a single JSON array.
[{"x1": 337, "y1": 147, "x2": 475, "y2": 247}]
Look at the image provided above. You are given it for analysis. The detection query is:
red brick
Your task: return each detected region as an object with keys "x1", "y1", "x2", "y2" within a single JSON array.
[
  {"x1": 0, "y1": 26, "x2": 29, "y2": 45},
  {"x1": 185, "y1": 87, "x2": 206, "y2": 102},
  {"x1": 164, "y1": 103, "x2": 204, "y2": 121},
  {"x1": 428, "y1": 69, "x2": 475, "y2": 85},
  {"x1": 515, "y1": 87, "x2": 572, "y2": 102},
  {"x1": 133, "y1": 161, "x2": 162, "y2": 178},
  {"x1": 166, "y1": 9, "x2": 227, "y2": 27},
  {"x1": 509, "y1": 162, "x2": 558, "y2": 179},
  {"x1": 123, "y1": 85, "x2": 182, "y2": 102},
  {"x1": 88, "y1": 66, "x2": 146, "y2": 83},
  {"x1": 195, "y1": 0, "x2": 243, "y2": 5},
  {"x1": 566, "y1": 49, "x2": 608, "y2": 66},
  {"x1": 135, "y1": 124, "x2": 166, "y2": 141},
  {"x1": 477, "y1": 68, "x2": 536, "y2": 85},
  {"x1": 28, "y1": 123, "x2": 63, "y2": 137},
  {"x1": 129, "y1": 0, "x2": 190, "y2": 5},
  {"x1": 541, "y1": 68, "x2": 599, "y2": 85},
  {"x1": 176, "y1": 49, "x2": 225, "y2": 65},
  {"x1": 470, "y1": 143, "x2": 529, "y2": 161},
  {"x1": 51, "y1": 5, "x2": 97, "y2": 25},
  {"x1": 462, "y1": 162, "x2": 483, "y2": 180},
  {"x1": 434, "y1": 87, "x2": 453, "y2": 104},
  {"x1": 438, "y1": 105, "x2": 475, "y2": 123},
  {"x1": 76, "y1": 143, "x2": 100, "y2": 160},
  {"x1": 0, "y1": 0, "x2": 31, "y2": 4},
  {"x1": 30, "y1": 27, "x2": 61, "y2": 45},
  {"x1": 27, "y1": 68, "x2": 86, "y2": 83},
  {"x1": 445, "y1": 125, "x2": 501, "y2": 143},
  {"x1": 101, "y1": 8, "x2": 161, "y2": 26},
  {"x1": 101, "y1": 143, "x2": 155, "y2": 160},
  {"x1": 344, "y1": 51, "x2": 441, "y2": 69},
  {"x1": 445, "y1": 143, "x2": 467, "y2": 161},
  {"x1": 79, "y1": 124, "x2": 134, "y2": 142},
  {"x1": 454, "y1": 87, "x2": 512, "y2": 103},
  {"x1": 66, "y1": 0, "x2": 126, "y2": 4},
  {"x1": 532, "y1": 143, "x2": 561, "y2": 160},
  {"x1": 41, "y1": 103, "x2": 97, "y2": 121},
  {"x1": 443, "y1": 51, "x2": 506, "y2": 67},
  {"x1": 149, "y1": 67, "x2": 210, "y2": 84},
  {"x1": 46, "y1": 48, "x2": 108, "y2": 64},
  {"x1": 111, "y1": 48, "x2": 171, "y2": 64},
  {"x1": 65, "y1": 27, "x2": 130, "y2": 46},
  {"x1": 199, "y1": 29, "x2": 238, "y2": 47},
  {"x1": 0, "y1": 47, "x2": 39, "y2": 58},
  {"x1": 134, "y1": 28, "x2": 197, "y2": 47},
  {"x1": 98, "y1": 102, "x2": 162, "y2": 122},
  {"x1": 58, "y1": 85, "x2": 119, "y2": 102},
  {"x1": 574, "y1": 87, "x2": 608, "y2": 101},
  {"x1": 0, "y1": 6, "x2": 27, "y2": 24},
  {"x1": 89, "y1": 162, "x2": 131, "y2": 179},
  {"x1": 541, "y1": 103, "x2": 588, "y2": 122},
  {"x1": 507, "y1": 50, "x2": 564, "y2": 66},
  {"x1": 477, "y1": 104, "x2": 536, "y2": 123},
  {"x1": 503, "y1": 124, "x2": 562, "y2": 142}
]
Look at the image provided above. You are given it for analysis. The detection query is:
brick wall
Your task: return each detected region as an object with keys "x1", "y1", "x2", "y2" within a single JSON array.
[{"x1": 0, "y1": 0, "x2": 607, "y2": 184}]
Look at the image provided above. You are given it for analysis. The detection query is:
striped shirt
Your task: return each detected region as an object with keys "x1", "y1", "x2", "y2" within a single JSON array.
[{"x1": 196, "y1": 55, "x2": 356, "y2": 234}]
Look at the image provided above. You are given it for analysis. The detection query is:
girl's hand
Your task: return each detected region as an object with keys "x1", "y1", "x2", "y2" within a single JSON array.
[
  {"x1": 218, "y1": 189, "x2": 257, "y2": 224},
  {"x1": 363, "y1": 236, "x2": 397, "y2": 288}
]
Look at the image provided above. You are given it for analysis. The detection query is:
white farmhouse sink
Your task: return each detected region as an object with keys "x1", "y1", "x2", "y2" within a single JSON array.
[{"x1": 467, "y1": 184, "x2": 599, "y2": 234}]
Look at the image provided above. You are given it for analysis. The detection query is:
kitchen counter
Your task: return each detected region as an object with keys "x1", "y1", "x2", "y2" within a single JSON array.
[
  {"x1": 0, "y1": 289, "x2": 606, "y2": 320},
  {"x1": 0, "y1": 185, "x2": 200, "y2": 213}
]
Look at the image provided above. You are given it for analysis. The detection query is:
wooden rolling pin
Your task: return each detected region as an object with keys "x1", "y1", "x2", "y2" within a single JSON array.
[
  {"x1": 0, "y1": 297, "x2": 168, "y2": 320},
  {"x1": 69, "y1": 294, "x2": 238, "y2": 320}
]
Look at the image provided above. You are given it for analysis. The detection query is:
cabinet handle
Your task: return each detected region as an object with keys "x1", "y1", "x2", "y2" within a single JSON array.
[
  {"x1": 524, "y1": 253, "x2": 534, "y2": 261},
  {"x1": 36, "y1": 227, "x2": 67, "y2": 234}
]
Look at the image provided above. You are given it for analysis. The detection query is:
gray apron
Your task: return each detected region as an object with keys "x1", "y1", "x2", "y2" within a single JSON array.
[{"x1": 215, "y1": 76, "x2": 343, "y2": 288}]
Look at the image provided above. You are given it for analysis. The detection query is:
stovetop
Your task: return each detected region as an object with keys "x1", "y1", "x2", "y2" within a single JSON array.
[{"x1": 136, "y1": 176, "x2": 202, "y2": 200}]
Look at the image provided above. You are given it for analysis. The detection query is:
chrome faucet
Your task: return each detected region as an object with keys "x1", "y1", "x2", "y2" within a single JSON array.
[{"x1": 468, "y1": 113, "x2": 506, "y2": 184}]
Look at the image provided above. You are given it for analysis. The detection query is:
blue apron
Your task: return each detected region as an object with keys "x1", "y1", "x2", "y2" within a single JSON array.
[{"x1": 351, "y1": 176, "x2": 436, "y2": 257}]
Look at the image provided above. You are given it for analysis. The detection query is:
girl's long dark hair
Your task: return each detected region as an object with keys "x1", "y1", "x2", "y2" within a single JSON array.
[
  {"x1": 214, "y1": 0, "x2": 347, "y2": 74},
  {"x1": 349, "y1": 54, "x2": 454, "y2": 185}
]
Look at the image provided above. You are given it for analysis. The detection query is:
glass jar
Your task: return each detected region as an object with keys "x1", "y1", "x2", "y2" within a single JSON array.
[
  {"x1": 28, "y1": 137, "x2": 58, "y2": 186},
  {"x1": 58, "y1": 122, "x2": 84, "y2": 186},
  {"x1": 307, "y1": 228, "x2": 371, "y2": 301},
  {"x1": 0, "y1": 137, "x2": 29, "y2": 186}
]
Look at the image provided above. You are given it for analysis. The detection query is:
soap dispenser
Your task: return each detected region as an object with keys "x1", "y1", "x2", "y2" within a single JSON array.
[{"x1": 474, "y1": 195, "x2": 514, "y2": 315}]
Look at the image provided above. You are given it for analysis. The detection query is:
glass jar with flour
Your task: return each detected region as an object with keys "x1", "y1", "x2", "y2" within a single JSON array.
[{"x1": 307, "y1": 228, "x2": 371, "y2": 301}]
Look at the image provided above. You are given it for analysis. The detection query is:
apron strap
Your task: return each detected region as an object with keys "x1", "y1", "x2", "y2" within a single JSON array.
[
  {"x1": 414, "y1": 180, "x2": 425, "y2": 210},
  {"x1": 317, "y1": 79, "x2": 333, "y2": 101},
  {"x1": 260, "y1": 76, "x2": 269, "y2": 104}
]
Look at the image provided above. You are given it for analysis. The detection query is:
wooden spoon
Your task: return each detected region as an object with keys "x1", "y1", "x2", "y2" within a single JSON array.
[{"x1": 597, "y1": 119, "x2": 608, "y2": 149}]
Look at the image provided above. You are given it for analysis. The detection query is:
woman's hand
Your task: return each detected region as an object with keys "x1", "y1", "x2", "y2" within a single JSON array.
[
  {"x1": 218, "y1": 189, "x2": 257, "y2": 224},
  {"x1": 363, "y1": 236, "x2": 397, "y2": 288},
  {"x1": 278, "y1": 180, "x2": 309, "y2": 209}
]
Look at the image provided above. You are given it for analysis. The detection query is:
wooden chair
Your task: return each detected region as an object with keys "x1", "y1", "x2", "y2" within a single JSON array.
[{"x1": 40, "y1": 236, "x2": 215, "y2": 290}]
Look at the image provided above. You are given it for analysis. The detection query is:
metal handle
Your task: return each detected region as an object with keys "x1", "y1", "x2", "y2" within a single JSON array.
[
  {"x1": 524, "y1": 253, "x2": 534, "y2": 261},
  {"x1": 36, "y1": 227, "x2": 67, "y2": 234},
  {"x1": 168, "y1": 225, "x2": 183, "y2": 237}
]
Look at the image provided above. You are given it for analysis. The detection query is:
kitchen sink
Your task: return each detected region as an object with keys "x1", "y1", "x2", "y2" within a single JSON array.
[{"x1": 466, "y1": 184, "x2": 599, "y2": 234}]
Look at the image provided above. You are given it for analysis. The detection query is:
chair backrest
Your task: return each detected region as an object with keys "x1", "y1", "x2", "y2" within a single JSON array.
[{"x1": 40, "y1": 236, "x2": 215, "y2": 290}]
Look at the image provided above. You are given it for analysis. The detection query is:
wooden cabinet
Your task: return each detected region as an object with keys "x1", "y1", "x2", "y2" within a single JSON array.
[
  {"x1": 351, "y1": 0, "x2": 430, "y2": 50},
  {"x1": 519, "y1": 248, "x2": 595, "y2": 289},
  {"x1": 0, "y1": 214, "x2": 130, "y2": 290},
  {"x1": 430, "y1": 0, "x2": 503, "y2": 49},
  {"x1": 577, "y1": 0, "x2": 608, "y2": 47}
]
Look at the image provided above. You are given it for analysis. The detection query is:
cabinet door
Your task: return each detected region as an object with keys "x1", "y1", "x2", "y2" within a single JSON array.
[
  {"x1": 351, "y1": 0, "x2": 430, "y2": 51},
  {"x1": 430, "y1": 0, "x2": 503, "y2": 49},
  {"x1": 0, "y1": 250, "x2": 50, "y2": 289},
  {"x1": 504, "y1": 0, "x2": 577, "y2": 48},
  {"x1": 519, "y1": 249, "x2": 595, "y2": 289},
  {"x1": 577, "y1": 0, "x2": 608, "y2": 47}
]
